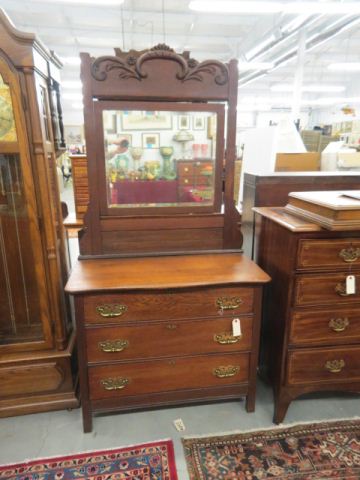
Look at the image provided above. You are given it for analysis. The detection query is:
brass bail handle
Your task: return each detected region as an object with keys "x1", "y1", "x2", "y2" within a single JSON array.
[
  {"x1": 339, "y1": 246, "x2": 360, "y2": 263},
  {"x1": 325, "y1": 359, "x2": 345, "y2": 373},
  {"x1": 329, "y1": 317, "x2": 349, "y2": 333},
  {"x1": 216, "y1": 296, "x2": 243, "y2": 313},
  {"x1": 96, "y1": 303, "x2": 127, "y2": 318}
]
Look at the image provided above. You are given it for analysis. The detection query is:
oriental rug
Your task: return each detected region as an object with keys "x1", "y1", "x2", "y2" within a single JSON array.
[
  {"x1": 0, "y1": 439, "x2": 178, "y2": 480},
  {"x1": 182, "y1": 419, "x2": 360, "y2": 479}
]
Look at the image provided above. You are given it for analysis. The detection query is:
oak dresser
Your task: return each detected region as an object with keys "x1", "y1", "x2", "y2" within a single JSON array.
[
  {"x1": 66, "y1": 253, "x2": 270, "y2": 432},
  {"x1": 254, "y1": 206, "x2": 360, "y2": 423}
]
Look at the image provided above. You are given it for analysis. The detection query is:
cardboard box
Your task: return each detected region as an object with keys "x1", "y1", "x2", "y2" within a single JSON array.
[{"x1": 275, "y1": 152, "x2": 320, "y2": 172}]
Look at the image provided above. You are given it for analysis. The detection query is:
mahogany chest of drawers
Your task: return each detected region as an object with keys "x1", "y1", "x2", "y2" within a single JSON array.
[
  {"x1": 254, "y1": 207, "x2": 360, "y2": 423},
  {"x1": 66, "y1": 253, "x2": 270, "y2": 432}
]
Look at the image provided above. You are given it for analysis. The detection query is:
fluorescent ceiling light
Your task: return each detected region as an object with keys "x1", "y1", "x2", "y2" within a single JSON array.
[
  {"x1": 189, "y1": 1, "x2": 360, "y2": 14},
  {"x1": 48, "y1": 0, "x2": 124, "y2": 4},
  {"x1": 245, "y1": 35, "x2": 276, "y2": 61},
  {"x1": 271, "y1": 84, "x2": 346, "y2": 93},
  {"x1": 238, "y1": 61, "x2": 274, "y2": 71},
  {"x1": 328, "y1": 63, "x2": 360, "y2": 72},
  {"x1": 63, "y1": 92, "x2": 83, "y2": 101},
  {"x1": 61, "y1": 80, "x2": 82, "y2": 89},
  {"x1": 61, "y1": 56, "x2": 81, "y2": 66},
  {"x1": 305, "y1": 96, "x2": 360, "y2": 106}
]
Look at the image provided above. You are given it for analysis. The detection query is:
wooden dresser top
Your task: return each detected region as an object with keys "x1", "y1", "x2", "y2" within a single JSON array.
[{"x1": 65, "y1": 253, "x2": 270, "y2": 293}]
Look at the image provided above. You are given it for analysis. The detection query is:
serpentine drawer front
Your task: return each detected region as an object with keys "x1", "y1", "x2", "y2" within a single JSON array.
[
  {"x1": 88, "y1": 353, "x2": 250, "y2": 401},
  {"x1": 65, "y1": 253, "x2": 270, "y2": 432},
  {"x1": 84, "y1": 286, "x2": 254, "y2": 324},
  {"x1": 86, "y1": 315, "x2": 253, "y2": 363}
]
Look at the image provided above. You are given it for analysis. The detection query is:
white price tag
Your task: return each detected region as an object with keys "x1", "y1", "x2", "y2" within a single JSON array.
[
  {"x1": 232, "y1": 318, "x2": 242, "y2": 337},
  {"x1": 346, "y1": 275, "x2": 356, "y2": 294},
  {"x1": 173, "y1": 418, "x2": 186, "y2": 432}
]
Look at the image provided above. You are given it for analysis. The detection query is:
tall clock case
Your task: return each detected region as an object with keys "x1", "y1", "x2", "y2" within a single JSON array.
[{"x1": 0, "y1": 10, "x2": 77, "y2": 416}]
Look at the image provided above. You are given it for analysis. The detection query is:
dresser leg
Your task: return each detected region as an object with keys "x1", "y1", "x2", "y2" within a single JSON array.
[
  {"x1": 245, "y1": 391, "x2": 256, "y2": 412},
  {"x1": 273, "y1": 390, "x2": 292, "y2": 424},
  {"x1": 82, "y1": 402, "x2": 93, "y2": 433}
]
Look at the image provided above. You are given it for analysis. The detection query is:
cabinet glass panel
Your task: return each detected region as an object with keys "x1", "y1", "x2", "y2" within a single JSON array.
[
  {"x1": 102, "y1": 110, "x2": 217, "y2": 208},
  {"x1": 0, "y1": 73, "x2": 43, "y2": 345}
]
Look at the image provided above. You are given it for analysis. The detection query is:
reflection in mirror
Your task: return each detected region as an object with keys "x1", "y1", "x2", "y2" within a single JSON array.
[{"x1": 102, "y1": 110, "x2": 217, "y2": 208}]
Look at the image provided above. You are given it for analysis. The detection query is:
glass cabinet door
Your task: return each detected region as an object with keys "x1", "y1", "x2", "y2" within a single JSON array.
[{"x1": 0, "y1": 69, "x2": 51, "y2": 349}]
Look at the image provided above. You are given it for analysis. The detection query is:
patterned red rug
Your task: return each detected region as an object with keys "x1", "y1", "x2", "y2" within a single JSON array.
[
  {"x1": 183, "y1": 419, "x2": 360, "y2": 479},
  {"x1": 0, "y1": 439, "x2": 178, "y2": 480}
]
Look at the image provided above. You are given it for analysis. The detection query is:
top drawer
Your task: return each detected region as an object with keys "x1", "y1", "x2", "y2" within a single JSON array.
[
  {"x1": 83, "y1": 286, "x2": 254, "y2": 325},
  {"x1": 297, "y1": 239, "x2": 360, "y2": 270}
]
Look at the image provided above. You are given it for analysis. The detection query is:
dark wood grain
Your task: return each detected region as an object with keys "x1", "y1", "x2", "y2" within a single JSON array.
[{"x1": 255, "y1": 207, "x2": 360, "y2": 424}]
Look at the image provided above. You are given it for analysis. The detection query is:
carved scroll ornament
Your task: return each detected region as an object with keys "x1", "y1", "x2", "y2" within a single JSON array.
[{"x1": 91, "y1": 43, "x2": 229, "y2": 85}]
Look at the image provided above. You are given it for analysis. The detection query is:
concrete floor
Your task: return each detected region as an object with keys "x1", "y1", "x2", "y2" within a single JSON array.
[
  {"x1": 1, "y1": 182, "x2": 358, "y2": 478},
  {"x1": 0, "y1": 380, "x2": 359, "y2": 479}
]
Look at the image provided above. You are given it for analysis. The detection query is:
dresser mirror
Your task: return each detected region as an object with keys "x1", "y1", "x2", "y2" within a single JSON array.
[
  {"x1": 102, "y1": 108, "x2": 219, "y2": 209},
  {"x1": 79, "y1": 45, "x2": 240, "y2": 255},
  {"x1": 96, "y1": 102, "x2": 224, "y2": 214}
]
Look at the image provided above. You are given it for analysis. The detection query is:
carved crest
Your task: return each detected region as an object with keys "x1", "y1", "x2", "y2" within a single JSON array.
[{"x1": 91, "y1": 44, "x2": 229, "y2": 86}]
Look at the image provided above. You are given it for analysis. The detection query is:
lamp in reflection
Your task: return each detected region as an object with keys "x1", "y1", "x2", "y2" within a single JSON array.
[{"x1": 173, "y1": 130, "x2": 194, "y2": 159}]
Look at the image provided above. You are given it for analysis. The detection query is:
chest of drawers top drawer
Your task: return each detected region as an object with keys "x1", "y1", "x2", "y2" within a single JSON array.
[
  {"x1": 83, "y1": 286, "x2": 254, "y2": 325},
  {"x1": 297, "y1": 238, "x2": 360, "y2": 270}
]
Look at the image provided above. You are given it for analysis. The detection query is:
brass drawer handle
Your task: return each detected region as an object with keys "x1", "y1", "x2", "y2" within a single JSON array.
[
  {"x1": 216, "y1": 297, "x2": 243, "y2": 311},
  {"x1": 213, "y1": 365, "x2": 240, "y2": 378},
  {"x1": 339, "y1": 247, "x2": 360, "y2": 263},
  {"x1": 325, "y1": 359, "x2": 345, "y2": 373},
  {"x1": 101, "y1": 377, "x2": 129, "y2": 390},
  {"x1": 334, "y1": 282, "x2": 352, "y2": 297},
  {"x1": 98, "y1": 339, "x2": 129, "y2": 353},
  {"x1": 214, "y1": 332, "x2": 241, "y2": 344},
  {"x1": 96, "y1": 304, "x2": 127, "y2": 318},
  {"x1": 329, "y1": 317, "x2": 349, "y2": 333}
]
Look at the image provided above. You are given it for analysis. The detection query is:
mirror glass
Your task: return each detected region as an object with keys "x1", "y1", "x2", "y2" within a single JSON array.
[{"x1": 102, "y1": 110, "x2": 217, "y2": 208}]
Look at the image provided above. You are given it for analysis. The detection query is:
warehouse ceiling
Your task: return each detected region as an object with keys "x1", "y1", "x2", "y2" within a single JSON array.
[{"x1": 2, "y1": 0, "x2": 360, "y2": 123}]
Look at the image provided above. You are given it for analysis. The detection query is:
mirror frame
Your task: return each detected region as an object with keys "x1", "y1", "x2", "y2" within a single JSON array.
[{"x1": 94, "y1": 100, "x2": 225, "y2": 216}]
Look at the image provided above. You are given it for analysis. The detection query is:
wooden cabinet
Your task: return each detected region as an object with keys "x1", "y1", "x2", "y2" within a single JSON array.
[
  {"x1": 66, "y1": 253, "x2": 270, "y2": 432},
  {"x1": 69, "y1": 154, "x2": 89, "y2": 219},
  {"x1": 177, "y1": 159, "x2": 214, "y2": 202},
  {"x1": 66, "y1": 44, "x2": 270, "y2": 432},
  {"x1": 0, "y1": 10, "x2": 77, "y2": 416},
  {"x1": 254, "y1": 206, "x2": 360, "y2": 423}
]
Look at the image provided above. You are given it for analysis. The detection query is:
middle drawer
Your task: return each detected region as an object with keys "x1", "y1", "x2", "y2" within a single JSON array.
[{"x1": 86, "y1": 316, "x2": 253, "y2": 363}]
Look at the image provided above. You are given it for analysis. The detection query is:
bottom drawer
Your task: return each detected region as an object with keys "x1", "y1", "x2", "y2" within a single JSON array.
[
  {"x1": 287, "y1": 346, "x2": 360, "y2": 385},
  {"x1": 88, "y1": 353, "x2": 249, "y2": 401}
]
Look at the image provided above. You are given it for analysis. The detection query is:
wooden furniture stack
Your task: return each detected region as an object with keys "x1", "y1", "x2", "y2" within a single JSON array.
[
  {"x1": 65, "y1": 44, "x2": 270, "y2": 432},
  {"x1": 69, "y1": 154, "x2": 89, "y2": 219},
  {"x1": 0, "y1": 10, "x2": 78, "y2": 416},
  {"x1": 254, "y1": 205, "x2": 360, "y2": 423}
]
